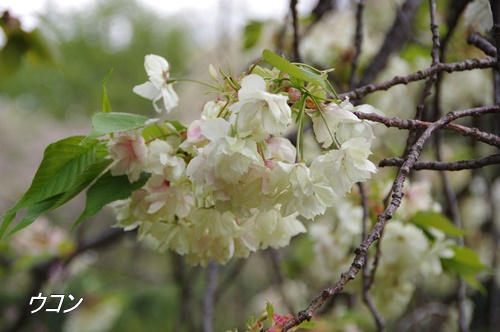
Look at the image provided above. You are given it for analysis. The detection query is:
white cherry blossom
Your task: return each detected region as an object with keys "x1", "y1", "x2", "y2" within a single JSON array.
[{"x1": 133, "y1": 54, "x2": 179, "y2": 113}]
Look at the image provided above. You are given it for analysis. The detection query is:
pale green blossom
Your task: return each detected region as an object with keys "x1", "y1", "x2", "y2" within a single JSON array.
[{"x1": 230, "y1": 74, "x2": 292, "y2": 140}]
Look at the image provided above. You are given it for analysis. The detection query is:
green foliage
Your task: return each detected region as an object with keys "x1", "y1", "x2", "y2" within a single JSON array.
[
  {"x1": 0, "y1": 0, "x2": 193, "y2": 118},
  {"x1": 262, "y1": 49, "x2": 330, "y2": 91},
  {"x1": 441, "y1": 245, "x2": 489, "y2": 293},
  {"x1": 412, "y1": 211, "x2": 467, "y2": 237},
  {"x1": 0, "y1": 136, "x2": 106, "y2": 238},
  {"x1": 73, "y1": 171, "x2": 150, "y2": 229},
  {"x1": 243, "y1": 20, "x2": 263, "y2": 50},
  {"x1": 83, "y1": 112, "x2": 152, "y2": 143},
  {"x1": 102, "y1": 68, "x2": 114, "y2": 113}
]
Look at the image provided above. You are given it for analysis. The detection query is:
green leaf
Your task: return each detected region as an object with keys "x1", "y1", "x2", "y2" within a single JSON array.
[
  {"x1": 102, "y1": 68, "x2": 114, "y2": 113},
  {"x1": 265, "y1": 300, "x2": 274, "y2": 325},
  {"x1": 82, "y1": 112, "x2": 152, "y2": 143},
  {"x1": 55, "y1": 158, "x2": 113, "y2": 206},
  {"x1": 7, "y1": 195, "x2": 63, "y2": 236},
  {"x1": 1, "y1": 136, "x2": 99, "y2": 239},
  {"x1": 6, "y1": 159, "x2": 113, "y2": 237},
  {"x1": 243, "y1": 20, "x2": 263, "y2": 50},
  {"x1": 412, "y1": 211, "x2": 467, "y2": 237},
  {"x1": 0, "y1": 31, "x2": 30, "y2": 77},
  {"x1": 141, "y1": 121, "x2": 186, "y2": 142},
  {"x1": 441, "y1": 246, "x2": 488, "y2": 276},
  {"x1": 73, "y1": 171, "x2": 151, "y2": 229},
  {"x1": 297, "y1": 320, "x2": 317, "y2": 329},
  {"x1": 262, "y1": 49, "x2": 326, "y2": 87}
]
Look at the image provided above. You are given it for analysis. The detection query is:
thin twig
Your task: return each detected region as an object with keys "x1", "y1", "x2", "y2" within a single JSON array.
[
  {"x1": 379, "y1": 154, "x2": 500, "y2": 170},
  {"x1": 358, "y1": 183, "x2": 386, "y2": 331},
  {"x1": 341, "y1": 58, "x2": 497, "y2": 100},
  {"x1": 467, "y1": 32, "x2": 497, "y2": 57},
  {"x1": 290, "y1": 0, "x2": 301, "y2": 62},
  {"x1": 203, "y1": 260, "x2": 219, "y2": 332},
  {"x1": 353, "y1": 110, "x2": 500, "y2": 148},
  {"x1": 349, "y1": 0, "x2": 366, "y2": 89},
  {"x1": 404, "y1": 0, "x2": 440, "y2": 153}
]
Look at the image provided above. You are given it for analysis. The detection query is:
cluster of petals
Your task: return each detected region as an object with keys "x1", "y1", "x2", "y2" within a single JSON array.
[{"x1": 110, "y1": 55, "x2": 381, "y2": 265}]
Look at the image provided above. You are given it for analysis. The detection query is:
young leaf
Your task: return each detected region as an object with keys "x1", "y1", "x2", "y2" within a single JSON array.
[
  {"x1": 441, "y1": 245, "x2": 488, "y2": 277},
  {"x1": 265, "y1": 300, "x2": 275, "y2": 325},
  {"x1": 412, "y1": 211, "x2": 467, "y2": 237},
  {"x1": 1, "y1": 136, "x2": 100, "y2": 239},
  {"x1": 297, "y1": 320, "x2": 318, "y2": 329},
  {"x1": 262, "y1": 49, "x2": 325, "y2": 87},
  {"x1": 102, "y1": 68, "x2": 114, "y2": 113},
  {"x1": 73, "y1": 171, "x2": 151, "y2": 229},
  {"x1": 5, "y1": 159, "x2": 113, "y2": 237},
  {"x1": 82, "y1": 112, "x2": 153, "y2": 143},
  {"x1": 6, "y1": 195, "x2": 63, "y2": 236}
]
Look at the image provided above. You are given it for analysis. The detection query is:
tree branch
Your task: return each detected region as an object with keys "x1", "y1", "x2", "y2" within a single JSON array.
[
  {"x1": 379, "y1": 153, "x2": 500, "y2": 170},
  {"x1": 341, "y1": 58, "x2": 497, "y2": 100},
  {"x1": 282, "y1": 106, "x2": 481, "y2": 331},
  {"x1": 352, "y1": 108, "x2": 500, "y2": 148},
  {"x1": 468, "y1": 32, "x2": 497, "y2": 57}
]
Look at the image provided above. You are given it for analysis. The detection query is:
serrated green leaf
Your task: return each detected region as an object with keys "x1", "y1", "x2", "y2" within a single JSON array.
[
  {"x1": 1, "y1": 136, "x2": 99, "y2": 239},
  {"x1": 297, "y1": 320, "x2": 317, "y2": 329},
  {"x1": 102, "y1": 68, "x2": 114, "y2": 113},
  {"x1": 6, "y1": 159, "x2": 112, "y2": 238},
  {"x1": 55, "y1": 158, "x2": 113, "y2": 207},
  {"x1": 82, "y1": 112, "x2": 152, "y2": 143},
  {"x1": 73, "y1": 171, "x2": 151, "y2": 229},
  {"x1": 262, "y1": 49, "x2": 325, "y2": 87},
  {"x1": 7, "y1": 195, "x2": 63, "y2": 237},
  {"x1": 412, "y1": 211, "x2": 467, "y2": 237}
]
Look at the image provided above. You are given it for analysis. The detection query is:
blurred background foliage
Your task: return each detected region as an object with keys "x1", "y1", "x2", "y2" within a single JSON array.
[{"x1": 0, "y1": 0, "x2": 192, "y2": 119}]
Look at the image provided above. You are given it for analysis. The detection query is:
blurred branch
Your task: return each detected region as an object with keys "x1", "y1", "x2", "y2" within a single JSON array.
[
  {"x1": 358, "y1": 183, "x2": 385, "y2": 331},
  {"x1": 268, "y1": 249, "x2": 295, "y2": 314},
  {"x1": 349, "y1": 0, "x2": 366, "y2": 89},
  {"x1": 395, "y1": 302, "x2": 450, "y2": 331},
  {"x1": 489, "y1": 0, "x2": 500, "y2": 69},
  {"x1": 6, "y1": 229, "x2": 126, "y2": 332},
  {"x1": 203, "y1": 260, "x2": 219, "y2": 332},
  {"x1": 359, "y1": 0, "x2": 422, "y2": 86},
  {"x1": 467, "y1": 32, "x2": 497, "y2": 57},
  {"x1": 290, "y1": 0, "x2": 301, "y2": 62},
  {"x1": 341, "y1": 57, "x2": 497, "y2": 100},
  {"x1": 311, "y1": 0, "x2": 336, "y2": 23}
]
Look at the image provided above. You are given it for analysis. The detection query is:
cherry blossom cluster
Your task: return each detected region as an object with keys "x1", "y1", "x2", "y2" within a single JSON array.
[{"x1": 108, "y1": 54, "x2": 381, "y2": 266}]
